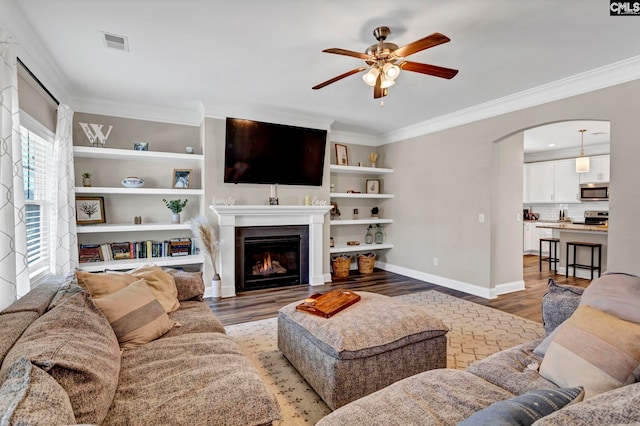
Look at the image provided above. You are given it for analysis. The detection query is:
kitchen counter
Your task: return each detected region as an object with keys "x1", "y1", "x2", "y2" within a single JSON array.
[
  {"x1": 533, "y1": 223, "x2": 608, "y2": 279},
  {"x1": 535, "y1": 223, "x2": 608, "y2": 233}
]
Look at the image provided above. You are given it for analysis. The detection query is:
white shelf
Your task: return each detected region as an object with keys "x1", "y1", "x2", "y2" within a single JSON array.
[
  {"x1": 78, "y1": 254, "x2": 204, "y2": 272},
  {"x1": 330, "y1": 218, "x2": 393, "y2": 226},
  {"x1": 330, "y1": 164, "x2": 393, "y2": 175},
  {"x1": 74, "y1": 146, "x2": 203, "y2": 163},
  {"x1": 76, "y1": 222, "x2": 194, "y2": 234},
  {"x1": 330, "y1": 192, "x2": 394, "y2": 199},
  {"x1": 330, "y1": 243, "x2": 394, "y2": 254},
  {"x1": 75, "y1": 187, "x2": 204, "y2": 195}
]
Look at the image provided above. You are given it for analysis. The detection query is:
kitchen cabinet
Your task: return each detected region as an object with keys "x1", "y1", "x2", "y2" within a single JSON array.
[
  {"x1": 524, "y1": 159, "x2": 581, "y2": 203},
  {"x1": 553, "y1": 159, "x2": 580, "y2": 203},
  {"x1": 525, "y1": 162, "x2": 554, "y2": 203},
  {"x1": 523, "y1": 222, "x2": 554, "y2": 254},
  {"x1": 579, "y1": 155, "x2": 610, "y2": 184}
]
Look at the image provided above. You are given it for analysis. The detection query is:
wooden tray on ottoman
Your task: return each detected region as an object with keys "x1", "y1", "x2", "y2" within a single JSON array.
[{"x1": 296, "y1": 289, "x2": 361, "y2": 318}]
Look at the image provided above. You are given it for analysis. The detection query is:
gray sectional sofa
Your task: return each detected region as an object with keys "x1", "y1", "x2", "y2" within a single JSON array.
[
  {"x1": 0, "y1": 272, "x2": 281, "y2": 425},
  {"x1": 318, "y1": 273, "x2": 640, "y2": 425}
]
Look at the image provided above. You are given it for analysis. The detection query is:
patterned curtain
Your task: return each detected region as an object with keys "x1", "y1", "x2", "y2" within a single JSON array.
[
  {"x1": 0, "y1": 33, "x2": 29, "y2": 310},
  {"x1": 51, "y1": 104, "x2": 78, "y2": 275}
]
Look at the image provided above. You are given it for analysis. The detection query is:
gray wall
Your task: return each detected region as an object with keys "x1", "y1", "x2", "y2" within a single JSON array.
[{"x1": 380, "y1": 79, "x2": 640, "y2": 293}]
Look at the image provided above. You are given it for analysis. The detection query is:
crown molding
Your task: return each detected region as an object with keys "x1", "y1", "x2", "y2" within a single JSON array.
[
  {"x1": 377, "y1": 55, "x2": 640, "y2": 146},
  {"x1": 0, "y1": 0, "x2": 72, "y2": 104},
  {"x1": 524, "y1": 143, "x2": 610, "y2": 163},
  {"x1": 69, "y1": 96, "x2": 204, "y2": 126},
  {"x1": 329, "y1": 130, "x2": 377, "y2": 146}
]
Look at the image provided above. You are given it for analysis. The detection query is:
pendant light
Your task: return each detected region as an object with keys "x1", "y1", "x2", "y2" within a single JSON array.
[{"x1": 575, "y1": 129, "x2": 590, "y2": 173}]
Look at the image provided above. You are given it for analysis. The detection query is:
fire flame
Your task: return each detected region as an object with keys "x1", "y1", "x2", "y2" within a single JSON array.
[{"x1": 262, "y1": 252, "x2": 272, "y2": 272}]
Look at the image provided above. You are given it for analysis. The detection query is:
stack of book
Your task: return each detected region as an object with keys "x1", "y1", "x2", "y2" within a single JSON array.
[{"x1": 78, "y1": 238, "x2": 199, "y2": 264}]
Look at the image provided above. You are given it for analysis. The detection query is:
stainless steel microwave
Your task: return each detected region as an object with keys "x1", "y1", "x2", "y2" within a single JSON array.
[{"x1": 580, "y1": 183, "x2": 609, "y2": 201}]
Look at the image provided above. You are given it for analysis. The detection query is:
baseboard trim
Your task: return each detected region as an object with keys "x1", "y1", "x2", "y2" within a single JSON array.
[
  {"x1": 376, "y1": 262, "x2": 496, "y2": 299},
  {"x1": 556, "y1": 266, "x2": 599, "y2": 281},
  {"x1": 493, "y1": 280, "x2": 526, "y2": 298}
]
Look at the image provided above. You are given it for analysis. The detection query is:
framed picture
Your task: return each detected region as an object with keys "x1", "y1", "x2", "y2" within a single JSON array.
[
  {"x1": 335, "y1": 143, "x2": 349, "y2": 166},
  {"x1": 172, "y1": 169, "x2": 193, "y2": 188},
  {"x1": 75, "y1": 196, "x2": 106, "y2": 224},
  {"x1": 133, "y1": 141, "x2": 148, "y2": 151},
  {"x1": 366, "y1": 179, "x2": 380, "y2": 194}
]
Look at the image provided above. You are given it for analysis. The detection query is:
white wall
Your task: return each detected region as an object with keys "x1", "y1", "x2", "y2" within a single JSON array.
[{"x1": 379, "y1": 79, "x2": 640, "y2": 295}]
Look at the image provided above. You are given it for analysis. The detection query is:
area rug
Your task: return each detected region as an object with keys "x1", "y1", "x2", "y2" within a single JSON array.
[{"x1": 225, "y1": 290, "x2": 545, "y2": 425}]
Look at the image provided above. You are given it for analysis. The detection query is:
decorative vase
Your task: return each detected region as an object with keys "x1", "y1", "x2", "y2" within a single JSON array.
[
  {"x1": 171, "y1": 213, "x2": 180, "y2": 224},
  {"x1": 371, "y1": 162, "x2": 376, "y2": 168},
  {"x1": 375, "y1": 227, "x2": 384, "y2": 244},
  {"x1": 365, "y1": 229, "x2": 374, "y2": 244},
  {"x1": 82, "y1": 178, "x2": 91, "y2": 187},
  {"x1": 211, "y1": 276, "x2": 221, "y2": 298}
]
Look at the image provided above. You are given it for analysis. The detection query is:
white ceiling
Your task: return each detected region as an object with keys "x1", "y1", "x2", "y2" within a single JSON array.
[
  {"x1": 4, "y1": 0, "x2": 640, "y2": 141},
  {"x1": 524, "y1": 120, "x2": 610, "y2": 154}
]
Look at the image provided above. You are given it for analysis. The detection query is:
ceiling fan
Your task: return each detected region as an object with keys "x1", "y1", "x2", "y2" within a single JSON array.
[{"x1": 312, "y1": 26, "x2": 458, "y2": 101}]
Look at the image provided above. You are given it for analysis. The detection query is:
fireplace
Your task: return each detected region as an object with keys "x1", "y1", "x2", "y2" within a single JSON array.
[{"x1": 235, "y1": 225, "x2": 309, "y2": 292}]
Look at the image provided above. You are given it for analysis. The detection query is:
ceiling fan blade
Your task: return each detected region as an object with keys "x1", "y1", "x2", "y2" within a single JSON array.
[
  {"x1": 373, "y1": 74, "x2": 383, "y2": 99},
  {"x1": 399, "y1": 61, "x2": 459, "y2": 79},
  {"x1": 393, "y1": 32, "x2": 450, "y2": 58},
  {"x1": 322, "y1": 48, "x2": 372, "y2": 60},
  {"x1": 312, "y1": 67, "x2": 367, "y2": 90}
]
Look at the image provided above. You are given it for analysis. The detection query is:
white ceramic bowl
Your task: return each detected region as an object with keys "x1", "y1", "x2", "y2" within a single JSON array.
[{"x1": 121, "y1": 176, "x2": 145, "y2": 188}]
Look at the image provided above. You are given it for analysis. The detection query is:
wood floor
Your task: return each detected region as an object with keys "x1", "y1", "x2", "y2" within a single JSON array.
[{"x1": 207, "y1": 255, "x2": 591, "y2": 326}]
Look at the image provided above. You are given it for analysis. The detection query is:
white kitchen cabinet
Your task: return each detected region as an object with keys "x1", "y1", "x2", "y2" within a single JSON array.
[
  {"x1": 524, "y1": 222, "x2": 554, "y2": 254},
  {"x1": 553, "y1": 159, "x2": 580, "y2": 203},
  {"x1": 579, "y1": 155, "x2": 610, "y2": 183},
  {"x1": 526, "y1": 162, "x2": 554, "y2": 203},
  {"x1": 524, "y1": 158, "x2": 583, "y2": 204}
]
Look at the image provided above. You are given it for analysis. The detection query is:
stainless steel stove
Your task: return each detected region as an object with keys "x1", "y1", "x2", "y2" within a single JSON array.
[{"x1": 574, "y1": 210, "x2": 608, "y2": 225}]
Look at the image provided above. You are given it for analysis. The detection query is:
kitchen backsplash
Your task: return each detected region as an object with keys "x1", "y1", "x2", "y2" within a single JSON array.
[{"x1": 523, "y1": 202, "x2": 609, "y2": 222}]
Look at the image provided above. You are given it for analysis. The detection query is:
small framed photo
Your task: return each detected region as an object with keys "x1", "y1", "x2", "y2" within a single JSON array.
[
  {"x1": 133, "y1": 141, "x2": 148, "y2": 151},
  {"x1": 335, "y1": 143, "x2": 349, "y2": 166},
  {"x1": 172, "y1": 169, "x2": 193, "y2": 188},
  {"x1": 366, "y1": 179, "x2": 380, "y2": 194},
  {"x1": 75, "y1": 196, "x2": 106, "y2": 224}
]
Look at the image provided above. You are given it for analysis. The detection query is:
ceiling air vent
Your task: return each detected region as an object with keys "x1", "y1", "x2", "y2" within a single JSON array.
[{"x1": 101, "y1": 32, "x2": 129, "y2": 52}]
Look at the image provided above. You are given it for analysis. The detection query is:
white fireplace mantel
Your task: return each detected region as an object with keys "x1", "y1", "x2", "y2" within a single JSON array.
[{"x1": 210, "y1": 205, "x2": 331, "y2": 297}]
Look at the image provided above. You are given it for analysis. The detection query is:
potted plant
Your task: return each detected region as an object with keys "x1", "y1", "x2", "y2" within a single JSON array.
[
  {"x1": 81, "y1": 172, "x2": 92, "y2": 187},
  {"x1": 162, "y1": 198, "x2": 188, "y2": 223}
]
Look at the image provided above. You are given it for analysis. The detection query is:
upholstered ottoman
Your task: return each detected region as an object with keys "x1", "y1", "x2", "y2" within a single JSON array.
[{"x1": 277, "y1": 291, "x2": 449, "y2": 410}]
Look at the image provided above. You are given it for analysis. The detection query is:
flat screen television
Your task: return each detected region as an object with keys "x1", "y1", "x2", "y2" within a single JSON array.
[{"x1": 224, "y1": 117, "x2": 327, "y2": 186}]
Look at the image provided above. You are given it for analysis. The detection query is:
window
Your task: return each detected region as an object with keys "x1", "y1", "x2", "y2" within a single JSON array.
[{"x1": 20, "y1": 114, "x2": 54, "y2": 279}]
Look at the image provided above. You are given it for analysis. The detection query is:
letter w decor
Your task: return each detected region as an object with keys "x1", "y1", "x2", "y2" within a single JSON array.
[{"x1": 79, "y1": 122, "x2": 114, "y2": 147}]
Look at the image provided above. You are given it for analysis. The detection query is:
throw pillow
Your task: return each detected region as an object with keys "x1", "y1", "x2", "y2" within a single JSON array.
[
  {"x1": 539, "y1": 305, "x2": 640, "y2": 399},
  {"x1": 0, "y1": 357, "x2": 76, "y2": 425},
  {"x1": 93, "y1": 279, "x2": 178, "y2": 349},
  {"x1": 1, "y1": 292, "x2": 121, "y2": 425},
  {"x1": 75, "y1": 270, "x2": 138, "y2": 298},
  {"x1": 458, "y1": 386, "x2": 584, "y2": 425},
  {"x1": 127, "y1": 265, "x2": 180, "y2": 313},
  {"x1": 164, "y1": 268, "x2": 205, "y2": 301},
  {"x1": 541, "y1": 278, "x2": 584, "y2": 335}
]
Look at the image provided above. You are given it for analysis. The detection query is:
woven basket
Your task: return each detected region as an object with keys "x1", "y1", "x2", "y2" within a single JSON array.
[
  {"x1": 331, "y1": 255, "x2": 352, "y2": 278},
  {"x1": 357, "y1": 252, "x2": 376, "y2": 274}
]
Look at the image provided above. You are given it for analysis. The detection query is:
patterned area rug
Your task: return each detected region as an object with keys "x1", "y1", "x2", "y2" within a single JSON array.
[{"x1": 225, "y1": 290, "x2": 545, "y2": 425}]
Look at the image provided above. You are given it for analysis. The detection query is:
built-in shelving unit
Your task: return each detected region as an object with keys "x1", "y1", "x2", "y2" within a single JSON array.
[
  {"x1": 329, "y1": 164, "x2": 394, "y2": 254},
  {"x1": 74, "y1": 145, "x2": 204, "y2": 271}
]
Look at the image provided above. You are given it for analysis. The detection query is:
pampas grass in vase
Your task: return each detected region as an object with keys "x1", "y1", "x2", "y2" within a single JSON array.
[
  {"x1": 369, "y1": 152, "x2": 379, "y2": 167},
  {"x1": 191, "y1": 216, "x2": 222, "y2": 281}
]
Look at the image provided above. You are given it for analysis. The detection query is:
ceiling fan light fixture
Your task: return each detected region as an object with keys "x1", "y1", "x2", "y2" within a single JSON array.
[
  {"x1": 362, "y1": 68, "x2": 380, "y2": 86},
  {"x1": 383, "y1": 63, "x2": 400, "y2": 80},
  {"x1": 380, "y1": 77, "x2": 395, "y2": 89}
]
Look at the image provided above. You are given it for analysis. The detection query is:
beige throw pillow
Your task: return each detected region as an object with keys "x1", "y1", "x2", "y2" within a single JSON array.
[
  {"x1": 75, "y1": 270, "x2": 138, "y2": 298},
  {"x1": 93, "y1": 279, "x2": 178, "y2": 349},
  {"x1": 540, "y1": 305, "x2": 640, "y2": 399},
  {"x1": 127, "y1": 265, "x2": 180, "y2": 313}
]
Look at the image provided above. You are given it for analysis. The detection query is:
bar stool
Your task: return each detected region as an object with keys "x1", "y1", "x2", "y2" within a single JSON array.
[
  {"x1": 565, "y1": 241, "x2": 602, "y2": 280},
  {"x1": 539, "y1": 237, "x2": 559, "y2": 272}
]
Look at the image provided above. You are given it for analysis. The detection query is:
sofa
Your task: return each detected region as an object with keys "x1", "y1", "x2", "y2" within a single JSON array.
[
  {"x1": 0, "y1": 268, "x2": 282, "y2": 425},
  {"x1": 317, "y1": 272, "x2": 640, "y2": 425}
]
